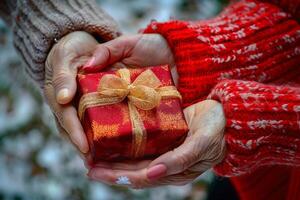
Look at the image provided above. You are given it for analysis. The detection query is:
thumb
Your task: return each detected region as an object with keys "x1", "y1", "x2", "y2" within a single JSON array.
[
  {"x1": 52, "y1": 66, "x2": 77, "y2": 105},
  {"x1": 145, "y1": 104, "x2": 199, "y2": 181},
  {"x1": 146, "y1": 136, "x2": 199, "y2": 180}
]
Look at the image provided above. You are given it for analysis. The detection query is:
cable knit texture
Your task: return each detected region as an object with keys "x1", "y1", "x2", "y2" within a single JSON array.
[
  {"x1": 0, "y1": 0, "x2": 120, "y2": 87},
  {"x1": 144, "y1": 0, "x2": 300, "y2": 199}
]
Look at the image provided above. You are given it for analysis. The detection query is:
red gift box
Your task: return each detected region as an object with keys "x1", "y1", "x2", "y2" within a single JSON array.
[{"x1": 76, "y1": 65, "x2": 188, "y2": 163}]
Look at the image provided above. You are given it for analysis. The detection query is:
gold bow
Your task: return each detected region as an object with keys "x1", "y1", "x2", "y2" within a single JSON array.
[{"x1": 78, "y1": 68, "x2": 181, "y2": 158}]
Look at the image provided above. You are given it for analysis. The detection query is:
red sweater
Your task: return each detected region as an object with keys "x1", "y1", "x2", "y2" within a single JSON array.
[{"x1": 144, "y1": 0, "x2": 300, "y2": 199}]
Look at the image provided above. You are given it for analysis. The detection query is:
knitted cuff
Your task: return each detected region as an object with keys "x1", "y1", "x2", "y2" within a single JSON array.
[
  {"x1": 7, "y1": 0, "x2": 120, "y2": 87},
  {"x1": 144, "y1": 0, "x2": 299, "y2": 107},
  {"x1": 208, "y1": 79, "x2": 300, "y2": 177}
]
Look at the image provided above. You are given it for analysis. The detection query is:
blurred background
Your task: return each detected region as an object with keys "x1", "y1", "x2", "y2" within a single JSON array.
[{"x1": 0, "y1": 0, "x2": 229, "y2": 199}]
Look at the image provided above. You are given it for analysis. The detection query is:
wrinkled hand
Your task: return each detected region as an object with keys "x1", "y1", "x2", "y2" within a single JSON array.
[
  {"x1": 87, "y1": 100, "x2": 226, "y2": 188},
  {"x1": 44, "y1": 31, "x2": 99, "y2": 154},
  {"x1": 82, "y1": 34, "x2": 176, "y2": 83}
]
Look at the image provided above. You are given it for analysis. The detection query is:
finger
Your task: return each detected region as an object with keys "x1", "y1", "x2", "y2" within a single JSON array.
[
  {"x1": 44, "y1": 83, "x2": 88, "y2": 154},
  {"x1": 188, "y1": 160, "x2": 215, "y2": 172},
  {"x1": 82, "y1": 42, "x2": 123, "y2": 73},
  {"x1": 152, "y1": 169, "x2": 201, "y2": 187},
  {"x1": 88, "y1": 166, "x2": 201, "y2": 189},
  {"x1": 145, "y1": 135, "x2": 199, "y2": 180},
  {"x1": 94, "y1": 160, "x2": 151, "y2": 171},
  {"x1": 87, "y1": 166, "x2": 152, "y2": 189},
  {"x1": 52, "y1": 66, "x2": 77, "y2": 105},
  {"x1": 82, "y1": 35, "x2": 142, "y2": 72},
  {"x1": 59, "y1": 105, "x2": 89, "y2": 153},
  {"x1": 56, "y1": 118, "x2": 91, "y2": 167},
  {"x1": 55, "y1": 119, "x2": 88, "y2": 160}
]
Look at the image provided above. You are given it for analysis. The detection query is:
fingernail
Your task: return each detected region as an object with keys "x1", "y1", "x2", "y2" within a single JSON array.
[
  {"x1": 56, "y1": 88, "x2": 69, "y2": 102},
  {"x1": 147, "y1": 164, "x2": 167, "y2": 180},
  {"x1": 84, "y1": 57, "x2": 95, "y2": 68}
]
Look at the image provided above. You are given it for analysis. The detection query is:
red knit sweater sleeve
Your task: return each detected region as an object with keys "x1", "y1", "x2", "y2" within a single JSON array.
[
  {"x1": 143, "y1": 0, "x2": 300, "y2": 176},
  {"x1": 208, "y1": 80, "x2": 300, "y2": 176}
]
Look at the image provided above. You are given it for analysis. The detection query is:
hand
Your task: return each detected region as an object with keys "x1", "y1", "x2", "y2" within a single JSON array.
[
  {"x1": 44, "y1": 31, "x2": 99, "y2": 154},
  {"x1": 87, "y1": 100, "x2": 226, "y2": 188},
  {"x1": 82, "y1": 34, "x2": 177, "y2": 83}
]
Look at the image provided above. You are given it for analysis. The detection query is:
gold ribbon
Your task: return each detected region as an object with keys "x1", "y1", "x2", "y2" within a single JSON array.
[{"x1": 78, "y1": 68, "x2": 181, "y2": 158}]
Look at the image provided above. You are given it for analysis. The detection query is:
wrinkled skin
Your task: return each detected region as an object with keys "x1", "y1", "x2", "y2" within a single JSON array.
[{"x1": 44, "y1": 31, "x2": 99, "y2": 154}]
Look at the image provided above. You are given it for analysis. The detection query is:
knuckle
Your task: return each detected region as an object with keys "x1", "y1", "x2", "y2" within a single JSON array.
[
  {"x1": 52, "y1": 71, "x2": 70, "y2": 87},
  {"x1": 95, "y1": 44, "x2": 110, "y2": 56},
  {"x1": 49, "y1": 43, "x2": 64, "y2": 60},
  {"x1": 48, "y1": 41, "x2": 75, "y2": 67},
  {"x1": 205, "y1": 138, "x2": 226, "y2": 164},
  {"x1": 45, "y1": 69, "x2": 53, "y2": 84},
  {"x1": 54, "y1": 42, "x2": 67, "y2": 54},
  {"x1": 174, "y1": 150, "x2": 197, "y2": 172},
  {"x1": 175, "y1": 154, "x2": 190, "y2": 172}
]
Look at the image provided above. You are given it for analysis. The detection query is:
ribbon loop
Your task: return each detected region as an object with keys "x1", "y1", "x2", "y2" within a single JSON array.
[
  {"x1": 128, "y1": 85, "x2": 161, "y2": 110},
  {"x1": 131, "y1": 69, "x2": 161, "y2": 88},
  {"x1": 98, "y1": 74, "x2": 129, "y2": 98},
  {"x1": 98, "y1": 69, "x2": 163, "y2": 110}
]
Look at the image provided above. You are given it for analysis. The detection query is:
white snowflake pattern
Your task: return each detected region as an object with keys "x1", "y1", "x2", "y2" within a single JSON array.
[
  {"x1": 211, "y1": 44, "x2": 226, "y2": 52},
  {"x1": 197, "y1": 35, "x2": 210, "y2": 43},
  {"x1": 211, "y1": 26, "x2": 221, "y2": 34},
  {"x1": 249, "y1": 24, "x2": 259, "y2": 30},
  {"x1": 247, "y1": 120, "x2": 284, "y2": 130},
  {"x1": 282, "y1": 104, "x2": 288, "y2": 111},
  {"x1": 294, "y1": 105, "x2": 300, "y2": 112},
  {"x1": 212, "y1": 35, "x2": 223, "y2": 42},
  {"x1": 283, "y1": 34, "x2": 295, "y2": 44},
  {"x1": 275, "y1": 12, "x2": 287, "y2": 18},
  {"x1": 295, "y1": 47, "x2": 300, "y2": 55},
  {"x1": 240, "y1": 92, "x2": 263, "y2": 101},
  {"x1": 236, "y1": 43, "x2": 257, "y2": 55},
  {"x1": 245, "y1": 2, "x2": 257, "y2": 8},
  {"x1": 248, "y1": 53, "x2": 263, "y2": 61},
  {"x1": 212, "y1": 55, "x2": 236, "y2": 64},
  {"x1": 245, "y1": 43, "x2": 257, "y2": 52},
  {"x1": 257, "y1": 72, "x2": 268, "y2": 82},
  {"x1": 235, "y1": 29, "x2": 246, "y2": 39},
  {"x1": 231, "y1": 120, "x2": 242, "y2": 130},
  {"x1": 224, "y1": 24, "x2": 239, "y2": 31}
]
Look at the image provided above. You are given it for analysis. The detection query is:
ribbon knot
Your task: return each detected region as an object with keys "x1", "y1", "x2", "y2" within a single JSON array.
[{"x1": 98, "y1": 68, "x2": 162, "y2": 110}]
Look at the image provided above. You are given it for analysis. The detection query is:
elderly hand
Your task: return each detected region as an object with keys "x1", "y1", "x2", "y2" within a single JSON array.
[
  {"x1": 87, "y1": 99, "x2": 226, "y2": 188},
  {"x1": 44, "y1": 31, "x2": 99, "y2": 154},
  {"x1": 82, "y1": 34, "x2": 176, "y2": 82}
]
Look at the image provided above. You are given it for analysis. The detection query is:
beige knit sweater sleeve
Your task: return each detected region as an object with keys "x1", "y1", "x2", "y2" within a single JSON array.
[{"x1": 0, "y1": 0, "x2": 120, "y2": 87}]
